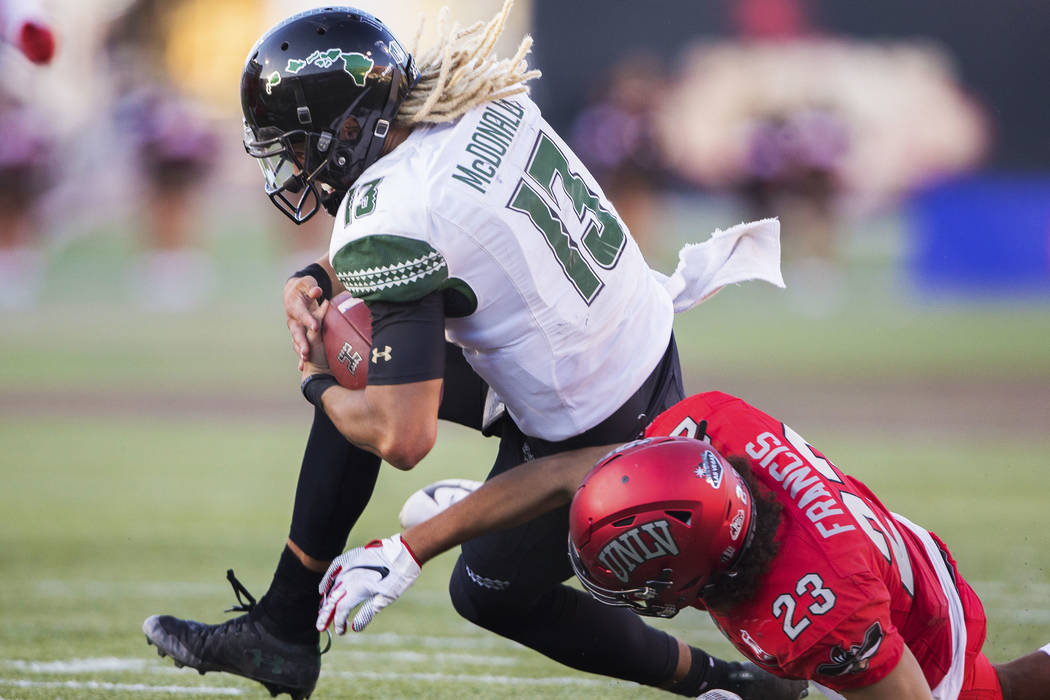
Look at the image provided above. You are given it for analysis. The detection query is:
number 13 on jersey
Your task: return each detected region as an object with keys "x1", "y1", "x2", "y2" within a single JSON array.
[{"x1": 508, "y1": 132, "x2": 628, "y2": 304}]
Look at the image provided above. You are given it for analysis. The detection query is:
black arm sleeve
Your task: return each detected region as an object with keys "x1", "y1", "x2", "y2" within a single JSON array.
[{"x1": 366, "y1": 291, "x2": 446, "y2": 385}]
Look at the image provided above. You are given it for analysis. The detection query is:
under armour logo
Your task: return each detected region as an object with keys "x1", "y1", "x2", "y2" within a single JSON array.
[{"x1": 371, "y1": 345, "x2": 392, "y2": 363}]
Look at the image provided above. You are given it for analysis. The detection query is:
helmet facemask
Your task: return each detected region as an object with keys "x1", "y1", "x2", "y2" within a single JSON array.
[
  {"x1": 243, "y1": 123, "x2": 327, "y2": 223},
  {"x1": 568, "y1": 538, "x2": 680, "y2": 618}
]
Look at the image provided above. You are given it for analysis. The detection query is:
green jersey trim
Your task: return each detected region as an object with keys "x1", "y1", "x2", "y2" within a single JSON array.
[{"x1": 332, "y1": 234, "x2": 450, "y2": 303}]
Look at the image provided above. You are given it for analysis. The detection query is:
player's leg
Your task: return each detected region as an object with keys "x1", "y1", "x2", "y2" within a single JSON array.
[
  {"x1": 265, "y1": 406, "x2": 383, "y2": 638},
  {"x1": 448, "y1": 423, "x2": 684, "y2": 687},
  {"x1": 144, "y1": 406, "x2": 381, "y2": 700},
  {"x1": 447, "y1": 338, "x2": 681, "y2": 680}
]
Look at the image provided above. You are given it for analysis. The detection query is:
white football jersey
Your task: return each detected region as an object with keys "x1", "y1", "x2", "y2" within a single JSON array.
[{"x1": 328, "y1": 95, "x2": 673, "y2": 441}]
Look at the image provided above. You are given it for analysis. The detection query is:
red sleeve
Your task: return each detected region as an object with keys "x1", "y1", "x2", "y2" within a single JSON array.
[{"x1": 781, "y1": 599, "x2": 905, "y2": 692}]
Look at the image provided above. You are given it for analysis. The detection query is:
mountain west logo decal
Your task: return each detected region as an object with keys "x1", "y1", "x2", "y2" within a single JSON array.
[
  {"x1": 286, "y1": 50, "x2": 374, "y2": 86},
  {"x1": 597, "y1": 519, "x2": 679, "y2": 583},
  {"x1": 694, "y1": 450, "x2": 724, "y2": 489},
  {"x1": 816, "y1": 621, "x2": 885, "y2": 677}
]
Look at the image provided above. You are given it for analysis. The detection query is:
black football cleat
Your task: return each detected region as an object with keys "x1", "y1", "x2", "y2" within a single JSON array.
[
  {"x1": 143, "y1": 570, "x2": 323, "y2": 700},
  {"x1": 721, "y1": 661, "x2": 808, "y2": 700}
]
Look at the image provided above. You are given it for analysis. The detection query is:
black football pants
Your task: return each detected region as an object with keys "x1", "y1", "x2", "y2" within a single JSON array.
[{"x1": 446, "y1": 335, "x2": 686, "y2": 687}]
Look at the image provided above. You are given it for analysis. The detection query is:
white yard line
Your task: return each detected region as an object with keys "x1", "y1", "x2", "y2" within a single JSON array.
[
  {"x1": 329, "y1": 649, "x2": 521, "y2": 666},
  {"x1": 1003, "y1": 609, "x2": 1050, "y2": 624},
  {"x1": 329, "y1": 630, "x2": 523, "y2": 649},
  {"x1": 2, "y1": 658, "x2": 150, "y2": 673},
  {"x1": 329, "y1": 670, "x2": 638, "y2": 688},
  {"x1": 0, "y1": 679, "x2": 242, "y2": 695},
  {"x1": 35, "y1": 580, "x2": 222, "y2": 597},
  {"x1": 0, "y1": 656, "x2": 630, "y2": 690},
  {"x1": 972, "y1": 581, "x2": 1050, "y2": 597}
]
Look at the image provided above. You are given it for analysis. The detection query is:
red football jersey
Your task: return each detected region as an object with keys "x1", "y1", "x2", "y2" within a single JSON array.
[{"x1": 645, "y1": 392, "x2": 975, "y2": 696}]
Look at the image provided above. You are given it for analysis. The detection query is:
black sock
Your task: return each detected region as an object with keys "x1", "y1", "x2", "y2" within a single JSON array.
[
  {"x1": 288, "y1": 407, "x2": 381, "y2": 559},
  {"x1": 666, "y1": 646, "x2": 729, "y2": 696},
  {"x1": 257, "y1": 546, "x2": 324, "y2": 646}
]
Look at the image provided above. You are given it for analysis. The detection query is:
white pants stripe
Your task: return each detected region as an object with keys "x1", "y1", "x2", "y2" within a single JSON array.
[{"x1": 893, "y1": 513, "x2": 967, "y2": 700}]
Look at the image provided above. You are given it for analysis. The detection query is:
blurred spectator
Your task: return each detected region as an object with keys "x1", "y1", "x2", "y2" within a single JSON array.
[
  {"x1": 105, "y1": 0, "x2": 220, "y2": 311},
  {"x1": 0, "y1": 0, "x2": 54, "y2": 309},
  {"x1": 0, "y1": 95, "x2": 51, "y2": 308},
  {"x1": 656, "y1": 0, "x2": 987, "y2": 313},
  {"x1": 569, "y1": 54, "x2": 669, "y2": 256},
  {"x1": 117, "y1": 88, "x2": 220, "y2": 310}
]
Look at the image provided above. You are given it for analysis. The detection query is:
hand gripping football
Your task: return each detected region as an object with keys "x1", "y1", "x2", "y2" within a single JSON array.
[{"x1": 323, "y1": 292, "x2": 372, "y2": 390}]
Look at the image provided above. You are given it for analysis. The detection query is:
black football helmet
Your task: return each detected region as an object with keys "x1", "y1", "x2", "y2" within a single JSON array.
[{"x1": 241, "y1": 8, "x2": 416, "y2": 223}]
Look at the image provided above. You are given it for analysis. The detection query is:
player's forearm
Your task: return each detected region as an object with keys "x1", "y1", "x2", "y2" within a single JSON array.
[
  {"x1": 403, "y1": 444, "x2": 616, "y2": 564},
  {"x1": 318, "y1": 385, "x2": 387, "y2": 459},
  {"x1": 319, "y1": 380, "x2": 441, "y2": 469}
]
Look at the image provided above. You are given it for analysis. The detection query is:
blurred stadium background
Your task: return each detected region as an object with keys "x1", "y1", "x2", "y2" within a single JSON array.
[{"x1": 1, "y1": 0, "x2": 1048, "y2": 698}]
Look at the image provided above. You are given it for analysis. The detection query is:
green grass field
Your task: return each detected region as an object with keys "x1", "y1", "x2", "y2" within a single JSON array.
[{"x1": 1, "y1": 221, "x2": 1049, "y2": 698}]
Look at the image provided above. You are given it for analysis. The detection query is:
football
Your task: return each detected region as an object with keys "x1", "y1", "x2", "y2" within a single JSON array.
[
  {"x1": 323, "y1": 291, "x2": 372, "y2": 390},
  {"x1": 398, "y1": 479, "x2": 483, "y2": 529}
]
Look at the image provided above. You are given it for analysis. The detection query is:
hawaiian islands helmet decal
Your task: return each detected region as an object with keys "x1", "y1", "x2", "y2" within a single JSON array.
[{"x1": 265, "y1": 49, "x2": 375, "y2": 94}]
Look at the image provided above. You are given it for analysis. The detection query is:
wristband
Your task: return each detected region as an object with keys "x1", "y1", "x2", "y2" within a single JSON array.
[
  {"x1": 291, "y1": 262, "x2": 333, "y2": 301},
  {"x1": 301, "y1": 373, "x2": 339, "y2": 407}
]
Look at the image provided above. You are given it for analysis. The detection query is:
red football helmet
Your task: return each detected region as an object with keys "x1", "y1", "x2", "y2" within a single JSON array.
[{"x1": 568, "y1": 437, "x2": 754, "y2": 617}]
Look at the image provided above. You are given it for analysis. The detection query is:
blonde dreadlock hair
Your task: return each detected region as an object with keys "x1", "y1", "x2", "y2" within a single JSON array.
[{"x1": 396, "y1": 0, "x2": 542, "y2": 127}]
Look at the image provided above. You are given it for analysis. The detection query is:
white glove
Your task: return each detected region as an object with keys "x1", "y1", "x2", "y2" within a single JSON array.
[
  {"x1": 697, "y1": 692, "x2": 743, "y2": 700},
  {"x1": 315, "y1": 534, "x2": 421, "y2": 634}
]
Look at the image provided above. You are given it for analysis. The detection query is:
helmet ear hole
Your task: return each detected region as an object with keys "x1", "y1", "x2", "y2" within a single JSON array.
[
  {"x1": 338, "y1": 117, "x2": 362, "y2": 142},
  {"x1": 666, "y1": 510, "x2": 692, "y2": 526}
]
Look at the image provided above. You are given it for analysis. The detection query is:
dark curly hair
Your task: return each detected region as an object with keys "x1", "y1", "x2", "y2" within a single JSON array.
[{"x1": 699, "y1": 455, "x2": 783, "y2": 612}]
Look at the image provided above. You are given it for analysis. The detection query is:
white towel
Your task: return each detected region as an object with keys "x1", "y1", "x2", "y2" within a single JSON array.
[{"x1": 654, "y1": 218, "x2": 785, "y2": 314}]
